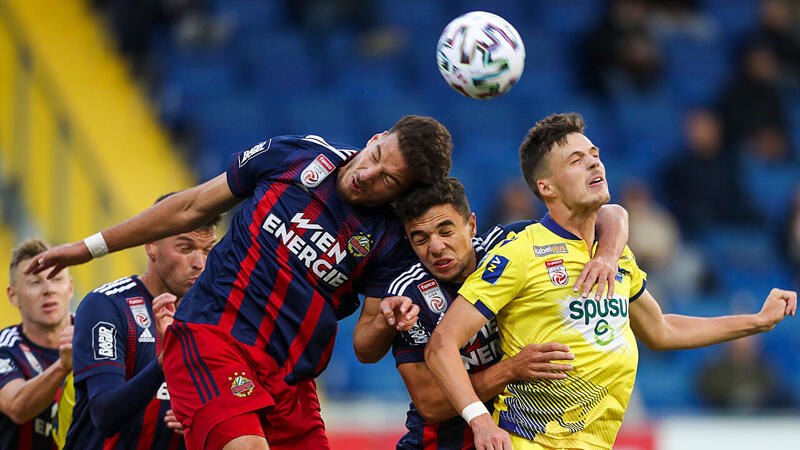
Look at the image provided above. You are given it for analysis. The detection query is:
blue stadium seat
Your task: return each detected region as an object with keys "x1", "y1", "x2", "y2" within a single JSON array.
[
  {"x1": 699, "y1": 0, "x2": 760, "y2": 38},
  {"x1": 661, "y1": 35, "x2": 731, "y2": 107},
  {"x1": 742, "y1": 158, "x2": 800, "y2": 229},
  {"x1": 211, "y1": 0, "x2": 287, "y2": 31}
]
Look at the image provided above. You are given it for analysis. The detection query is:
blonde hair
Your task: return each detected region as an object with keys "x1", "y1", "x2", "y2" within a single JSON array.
[{"x1": 9, "y1": 238, "x2": 49, "y2": 283}]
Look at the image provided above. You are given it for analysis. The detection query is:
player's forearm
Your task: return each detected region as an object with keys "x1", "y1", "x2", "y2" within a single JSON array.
[
  {"x1": 3, "y1": 361, "x2": 69, "y2": 423},
  {"x1": 419, "y1": 364, "x2": 509, "y2": 423},
  {"x1": 654, "y1": 314, "x2": 765, "y2": 350},
  {"x1": 353, "y1": 315, "x2": 395, "y2": 363},
  {"x1": 596, "y1": 204, "x2": 629, "y2": 258},
  {"x1": 424, "y1": 333, "x2": 483, "y2": 415},
  {"x1": 88, "y1": 361, "x2": 164, "y2": 436}
]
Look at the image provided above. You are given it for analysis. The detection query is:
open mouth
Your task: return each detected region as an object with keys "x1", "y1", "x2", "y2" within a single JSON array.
[
  {"x1": 350, "y1": 175, "x2": 361, "y2": 193},
  {"x1": 42, "y1": 301, "x2": 59, "y2": 312},
  {"x1": 433, "y1": 259, "x2": 455, "y2": 270},
  {"x1": 589, "y1": 176, "x2": 604, "y2": 187}
]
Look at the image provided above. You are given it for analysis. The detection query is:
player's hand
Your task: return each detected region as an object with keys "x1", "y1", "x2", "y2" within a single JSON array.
[
  {"x1": 24, "y1": 242, "x2": 92, "y2": 279},
  {"x1": 756, "y1": 288, "x2": 797, "y2": 331},
  {"x1": 58, "y1": 326, "x2": 74, "y2": 372},
  {"x1": 379, "y1": 296, "x2": 419, "y2": 331},
  {"x1": 574, "y1": 251, "x2": 617, "y2": 300},
  {"x1": 509, "y1": 342, "x2": 574, "y2": 381},
  {"x1": 470, "y1": 414, "x2": 511, "y2": 450},
  {"x1": 153, "y1": 293, "x2": 178, "y2": 341},
  {"x1": 164, "y1": 409, "x2": 185, "y2": 435}
]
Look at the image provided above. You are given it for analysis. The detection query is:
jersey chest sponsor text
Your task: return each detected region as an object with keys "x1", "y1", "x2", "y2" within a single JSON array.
[{"x1": 461, "y1": 318, "x2": 502, "y2": 370}]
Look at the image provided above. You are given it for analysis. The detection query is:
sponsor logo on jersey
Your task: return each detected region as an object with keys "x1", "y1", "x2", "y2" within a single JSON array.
[
  {"x1": 347, "y1": 233, "x2": 371, "y2": 257},
  {"x1": 567, "y1": 297, "x2": 629, "y2": 347},
  {"x1": 93, "y1": 322, "x2": 116, "y2": 360},
  {"x1": 533, "y1": 242, "x2": 568, "y2": 257},
  {"x1": 417, "y1": 279, "x2": 447, "y2": 313},
  {"x1": 481, "y1": 254, "x2": 509, "y2": 285},
  {"x1": 405, "y1": 321, "x2": 429, "y2": 345},
  {"x1": 138, "y1": 328, "x2": 155, "y2": 343},
  {"x1": 545, "y1": 259, "x2": 569, "y2": 287},
  {"x1": 0, "y1": 358, "x2": 13, "y2": 375},
  {"x1": 229, "y1": 372, "x2": 255, "y2": 397},
  {"x1": 238, "y1": 140, "x2": 270, "y2": 167},
  {"x1": 126, "y1": 297, "x2": 151, "y2": 329},
  {"x1": 156, "y1": 381, "x2": 171, "y2": 400},
  {"x1": 301, "y1": 154, "x2": 335, "y2": 188},
  {"x1": 615, "y1": 271, "x2": 624, "y2": 283}
]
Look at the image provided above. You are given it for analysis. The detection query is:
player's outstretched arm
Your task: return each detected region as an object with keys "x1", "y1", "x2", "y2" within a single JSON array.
[
  {"x1": 400, "y1": 342, "x2": 574, "y2": 423},
  {"x1": 630, "y1": 288, "x2": 797, "y2": 350},
  {"x1": 425, "y1": 296, "x2": 511, "y2": 448},
  {"x1": 25, "y1": 173, "x2": 241, "y2": 278},
  {"x1": 353, "y1": 296, "x2": 419, "y2": 363},
  {"x1": 574, "y1": 204, "x2": 629, "y2": 300},
  {"x1": 0, "y1": 327, "x2": 72, "y2": 423}
]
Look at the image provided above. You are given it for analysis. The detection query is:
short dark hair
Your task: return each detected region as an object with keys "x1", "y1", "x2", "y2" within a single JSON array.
[
  {"x1": 519, "y1": 112, "x2": 585, "y2": 200},
  {"x1": 155, "y1": 192, "x2": 222, "y2": 230},
  {"x1": 389, "y1": 115, "x2": 452, "y2": 185},
  {"x1": 394, "y1": 177, "x2": 470, "y2": 224},
  {"x1": 10, "y1": 238, "x2": 49, "y2": 283}
]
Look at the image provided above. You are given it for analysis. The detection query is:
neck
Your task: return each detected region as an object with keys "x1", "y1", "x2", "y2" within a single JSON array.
[
  {"x1": 22, "y1": 317, "x2": 69, "y2": 349},
  {"x1": 454, "y1": 250, "x2": 479, "y2": 285},
  {"x1": 546, "y1": 201, "x2": 597, "y2": 248},
  {"x1": 138, "y1": 267, "x2": 168, "y2": 298}
]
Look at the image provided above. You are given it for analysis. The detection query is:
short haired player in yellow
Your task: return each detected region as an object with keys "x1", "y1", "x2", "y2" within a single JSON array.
[{"x1": 425, "y1": 113, "x2": 797, "y2": 450}]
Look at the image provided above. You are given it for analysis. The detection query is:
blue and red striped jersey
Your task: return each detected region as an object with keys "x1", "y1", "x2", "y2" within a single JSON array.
[
  {"x1": 387, "y1": 221, "x2": 533, "y2": 450},
  {"x1": 67, "y1": 276, "x2": 183, "y2": 450},
  {"x1": 0, "y1": 324, "x2": 61, "y2": 450},
  {"x1": 175, "y1": 135, "x2": 416, "y2": 383}
]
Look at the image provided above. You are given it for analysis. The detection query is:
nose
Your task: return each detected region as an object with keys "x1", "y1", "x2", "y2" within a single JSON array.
[
  {"x1": 587, "y1": 154, "x2": 600, "y2": 170},
  {"x1": 429, "y1": 235, "x2": 446, "y2": 254},
  {"x1": 192, "y1": 250, "x2": 207, "y2": 270},
  {"x1": 359, "y1": 164, "x2": 380, "y2": 184}
]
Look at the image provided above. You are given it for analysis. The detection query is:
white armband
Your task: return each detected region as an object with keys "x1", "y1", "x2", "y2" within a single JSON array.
[
  {"x1": 460, "y1": 401, "x2": 490, "y2": 424},
  {"x1": 83, "y1": 232, "x2": 109, "y2": 258}
]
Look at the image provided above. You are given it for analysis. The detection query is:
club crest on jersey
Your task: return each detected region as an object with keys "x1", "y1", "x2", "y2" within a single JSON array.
[
  {"x1": 481, "y1": 255, "x2": 509, "y2": 285},
  {"x1": 238, "y1": 140, "x2": 270, "y2": 167},
  {"x1": 229, "y1": 372, "x2": 255, "y2": 397},
  {"x1": 418, "y1": 279, "x2": 447, "y2": 314},
  {"x1": 347, "y1": 233, "x2": 371, "y2": 257},
  {"x1": 545, "y1": 259, "x2": 569, "y2": 287},
  {"x1": 301, "y1": 154, "x2": 336, "y2": 188},
  {"x1": 126, "y1": 297, "x2": 151, "y2": 329},
  {"x1": 0, "y1": 358, "x2": 13, "y2": 375},
  {"x1": 533, "y1": 243, "x2": 568, "y2": 258}
]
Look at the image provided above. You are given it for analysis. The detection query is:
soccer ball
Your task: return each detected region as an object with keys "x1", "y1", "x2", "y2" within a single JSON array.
[{"x1": 437, "y1": 11, "x2": 525, "y2": 99}]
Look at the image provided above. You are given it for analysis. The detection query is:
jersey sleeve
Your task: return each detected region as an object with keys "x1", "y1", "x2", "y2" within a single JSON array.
[
  {"x1": 72, "y1": 292, "x2": 127, "y2": 384},
  {"x1": 362, "y1": 235, "x2": 417, "y2": 298},
  {"x1": 458, "y1": 232, "x2": 529, "y2": 320},
  {"x1": 621, "y1": 247, "x2": 648, "y2": 302},
  {"x1": 481, "y1": 220, "x2": 535, "y2": 252},
  {"x1": 225, "y1": 138, "x2": 291, "y2": 198},
  {"x1": 0, "y1": 347, "x2": 23, "y2": 389}
]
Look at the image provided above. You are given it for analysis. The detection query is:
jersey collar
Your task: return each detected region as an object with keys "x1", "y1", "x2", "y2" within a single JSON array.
[{"x1": 540, "y1": 213, "x2": 581, "y2": 241}]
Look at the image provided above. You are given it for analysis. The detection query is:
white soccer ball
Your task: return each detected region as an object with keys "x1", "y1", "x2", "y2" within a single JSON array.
[{"x1": 437, "y1": 11, "x2": 525, "y2": 99}]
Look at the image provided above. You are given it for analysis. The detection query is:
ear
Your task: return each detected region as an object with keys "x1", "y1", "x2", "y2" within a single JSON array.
[
  {"x1": 7, "y1": 285, "x2": 19, "y2": 308},
  {"x1": 145, "y1": 242, "x2": 158, "y2": 262},
  {"x1": 537, "y1": 178, "x2": 556, "y2": 199},
  {"x1": 467, "y1": 212, "x2": 477, "y2": 238},
  {"x1": 367, "y1": 132, "x2": 384, "y2": 144}
]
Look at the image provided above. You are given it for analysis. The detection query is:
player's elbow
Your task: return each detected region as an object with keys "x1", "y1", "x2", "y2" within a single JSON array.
[
  {"x1": 415, "y1": 399, "x2": 451, "y2": 423},
  {"x1": 4, "y1": 407, "x2": 29, "y2": 425},
  {"x1": 424, "y1": 330, "x2": 446, "y2": 365},
  {"x1": 354, "y1": 346, "x2": 381, "y2": 364}
]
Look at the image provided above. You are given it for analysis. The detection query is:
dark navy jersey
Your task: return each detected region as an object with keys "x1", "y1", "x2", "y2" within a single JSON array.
[
  {"x1": 66, "y1": 276, "x2": 183, "y2": 450},
  {"x1": 388, "y1": 221, "x2": 534, "y2": 450},
  {"x1": 0, "y1": 324, "x2": 61, "y2": 450},
  {"x1": 176, "y1": 135, "x2": 416, "y2": 384}
]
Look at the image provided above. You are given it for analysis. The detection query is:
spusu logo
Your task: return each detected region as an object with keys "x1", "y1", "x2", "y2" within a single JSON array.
[{"x1": 567, "y1": 297, "x2": 629, "y2": 347}]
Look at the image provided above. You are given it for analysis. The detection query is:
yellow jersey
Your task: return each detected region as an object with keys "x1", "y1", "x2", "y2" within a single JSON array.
[
  {"x1": 459, "y1": 215, "x2": 647, "y2": 450},
  {"x1": 52, "y1": 371, "x2": 74, "y2": 449}
]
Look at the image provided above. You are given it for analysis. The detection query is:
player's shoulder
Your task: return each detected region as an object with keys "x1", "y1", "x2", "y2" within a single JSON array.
[
  {"x1": 618, "y1": 245, "x2": 640, "y2": 270},
  {"x1": 476, "y1": 220, "x2": 537, "y2": 253},
  {"x1": 82, "y1": 277, "x2": 138, "y2": 309},
  {"x1": 385, "y1": 262, "x2": 429, "y2": 298},
  {"x1": 0, "y1": 324, "x2": 21, "y2": 350},
  {"x1": 275, "y1": 134, "x2": 360, "y2": 164}
]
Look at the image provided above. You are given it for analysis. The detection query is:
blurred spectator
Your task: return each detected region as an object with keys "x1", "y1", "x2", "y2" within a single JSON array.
[
  {"x1": 719, "y1": 40, "x2": 791, "y2": 159},
  {"x1": 579, "y1": 0, "x2": 664, "y2": 95},
  {"x1": 755, "y1": 0, "x2": 800, "y2": 84},
  {"x1": 648, "y1": 0, "x2": 716, "y2": 41},
  {"x1": 484, "y1": 179, "x2": 541, "y2": 233},
  {"x1": 662, "y1": 109, "x2": 761, "y2": 234},
  {"x1": 782, "y1": 187, "x2": 800, "y2": 274},
  {"x1": 695, "y1": 334, "x2": 795, "y2": 412}
]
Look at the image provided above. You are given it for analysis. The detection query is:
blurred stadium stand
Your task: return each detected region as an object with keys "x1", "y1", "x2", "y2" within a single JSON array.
[{"x1": 1, "y1": 0, "x2": 799, "y2": 446}]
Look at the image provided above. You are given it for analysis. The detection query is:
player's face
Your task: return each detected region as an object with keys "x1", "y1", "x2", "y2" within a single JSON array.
[
  {"x1": 7, "y1": 259, "x2": 72, "y2": 329},
  {"x1": 405, "y1": 204, "x2": 477, "y2": 284},
  {"x1": 337, "y1": 132, "x2": 414, "y2": 206},
  {"x1": 149, "y1": 228, "x2": 217, "y2": 298},
  {"x1": 541, "y1": 133, "x2": 610, "y2": 211}
]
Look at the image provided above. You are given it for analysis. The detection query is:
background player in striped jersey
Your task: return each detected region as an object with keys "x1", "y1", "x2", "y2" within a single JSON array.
[
  {"x1": 426, "y1": 113, "x2": 797, "y2": 450},
  {"x1": 0, "y1": 238, "x2": 73, "y2": 450},
  {"x1": 26, "y1": 115, "x2": 452, "y2": 450},
  {"x1": 63, "y1": 193, "x2": 220, "y2": 449},
  {"x1": 360, "y1": 177, "x2": 629, "y2": 449}
]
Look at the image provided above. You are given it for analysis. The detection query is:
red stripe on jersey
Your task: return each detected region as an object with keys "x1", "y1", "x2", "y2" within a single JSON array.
[
  {"x1": 422, "y1": 422, "x2": 439, "y2": 450},
  {"x1": 461, "y1": 425, "x2": 475, "y2": 449},
  {"x1": 218, "y1": 182, "x2": 290, "y2": 332},
  {"x1": 125, "y1": 312, "x2": 137, "y2": 379},
  {"x1": 136, "y1": 398, "x2": 162, "y2": 450},
  {"x1": 18, "y1": 421, "x2": 32, "y2": 450},
  {"x1": 167, "y1": 432, "x2": 182, "y2": 450},
  {"x1": 253, "y1": 244, "x2": 292, "y2": 349},
  {"x1": 103, "y1": 434, "x2": 120, "y2": 450},
  {"x1": 313, "y1": 336, "x2": 336, "y2": 374},
  {"x1": 279, "y1": 289, "x2": 326, "y2": 378}
]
